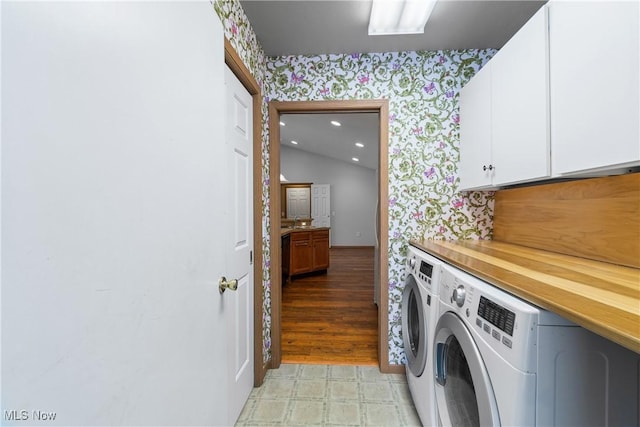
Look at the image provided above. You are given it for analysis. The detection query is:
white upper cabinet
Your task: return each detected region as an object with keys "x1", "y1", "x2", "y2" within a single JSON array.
[
  {"x1": 549, "y1": 1, "x2": 640, "y2": 175},
  {"x1": 459, "y1": 62, "x2": 493, "y2": 190},
  {"x1": 491, "y1": 6, "x2": 550, "y2": 186},
  {"x1": 459, "y1": 6, "x2": 549, "y2": 191}
]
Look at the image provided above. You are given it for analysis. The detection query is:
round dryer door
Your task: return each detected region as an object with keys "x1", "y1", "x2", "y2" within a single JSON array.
[
  {"x1": 402, "y1": 274, "x2": 427, "y2": 377},
  {"x1": 433, "y1": 312, "x2": 500, "y2": 426}
]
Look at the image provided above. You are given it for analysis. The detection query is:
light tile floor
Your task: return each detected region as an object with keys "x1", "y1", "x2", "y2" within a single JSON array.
[{"x1": 235, "y1": 364, "x2": 421, "y2": 427}]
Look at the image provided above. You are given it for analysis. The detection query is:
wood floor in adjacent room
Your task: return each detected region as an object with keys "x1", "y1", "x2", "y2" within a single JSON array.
[{"x1": 281, "y1": 247, "x2": 378, "y2": 365}]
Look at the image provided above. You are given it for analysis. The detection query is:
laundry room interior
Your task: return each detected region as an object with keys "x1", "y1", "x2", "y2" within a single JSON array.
[{"x1": 3, "y1": 1, "x2": 639, "y2": 426}]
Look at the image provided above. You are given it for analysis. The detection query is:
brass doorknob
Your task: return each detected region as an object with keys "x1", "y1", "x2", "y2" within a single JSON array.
[{"x1": 219, "y1": 276, "x2": 238, "y2": 294}]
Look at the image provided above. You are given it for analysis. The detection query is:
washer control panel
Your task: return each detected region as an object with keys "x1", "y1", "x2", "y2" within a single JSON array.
[
  {"x1": 478, "y1": 296, "x2": 516, "y2": 336},
  {"x1": 407, "y1": 251, "x2": 437, "y2": 286},
  {"x1": 406, "y1": 246, "x2": 444, "y2": 296},
  {"x1": 409, "y1": 258, "x2": 416, "y2": 270},
  {"x1": 475, "y1": 296, "x2": 516, "y2": 349},
  {"x1": 439, "y1": 264, "x2": 541, "y2": 372},
  {"x1": 440, "y1": 267, "x2": 517, "y2": 353},
  {"x1": 452, "y1": 285, "x2": 466, "y2": 307}
]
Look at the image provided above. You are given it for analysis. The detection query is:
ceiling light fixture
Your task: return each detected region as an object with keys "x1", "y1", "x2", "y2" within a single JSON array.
[
  {"x1": 352, "y1": 157, "x2": 360, "y2": 162},
  {"x1": 355, "y1": 142, "x2": 365, "y2": 148},
  {"x1": 368, "y1": 0, "x2": 437, "y2": 36},
  {"x1": 291, "y1": 140, "x2": 298, "y2": 145},
  {"x1": 331, "y1": 120, "x2": 341, "y2": 127}
]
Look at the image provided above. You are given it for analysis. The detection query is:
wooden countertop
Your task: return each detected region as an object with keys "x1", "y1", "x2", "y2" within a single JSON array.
[
  {"x1": 411, "y1": 239, "x2": 640, "y2": 354},
  {"x1": 281, "y1": 227, "x2": 330, "y2": 237}
]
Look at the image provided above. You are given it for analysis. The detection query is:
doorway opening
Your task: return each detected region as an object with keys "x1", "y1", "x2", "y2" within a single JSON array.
[
  {"x1": 281, "y1": 246, "x2": 378, "y2": 364},
  {"x1": 269, "y1": 100, "x2": 392, "y2": 372}
]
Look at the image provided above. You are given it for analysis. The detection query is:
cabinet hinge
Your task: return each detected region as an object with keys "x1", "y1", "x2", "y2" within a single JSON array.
[{"x1": 250, "y1": 250, "x2": 253, "y2": 265}]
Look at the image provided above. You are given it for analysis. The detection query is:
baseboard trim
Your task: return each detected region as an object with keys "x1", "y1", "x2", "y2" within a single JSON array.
[
  {"x1": 382, "y1": 364, "x2": 406, "y2": 375},
  {"x1": 262, "y1": 359, "x2": 405, "y2": 376},
  {"x1": 331, "y1": 245, "x2": 375, "y2": 249}
]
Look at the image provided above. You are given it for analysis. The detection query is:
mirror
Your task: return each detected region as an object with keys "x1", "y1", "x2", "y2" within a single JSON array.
[{"x1": 281, "y1": 183, "x2": 312, "y2": 220}]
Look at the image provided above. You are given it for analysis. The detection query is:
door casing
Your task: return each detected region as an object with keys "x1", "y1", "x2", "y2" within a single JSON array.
[{"x1": 268, "y1": 100, "x2": 397, "y2": 373}]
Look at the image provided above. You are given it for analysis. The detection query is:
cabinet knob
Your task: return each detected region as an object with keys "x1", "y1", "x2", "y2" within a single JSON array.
[{"x1": 482, "y1": 164, "x2": 494, "y2": 171}]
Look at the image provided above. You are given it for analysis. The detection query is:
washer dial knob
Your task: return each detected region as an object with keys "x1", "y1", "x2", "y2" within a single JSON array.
[
  {"x1": 452, "y1": 285, "x2": 466, "y2": 307},
  {"x1": 409, "y1": 258, "x2": 416, "y2": 269}
]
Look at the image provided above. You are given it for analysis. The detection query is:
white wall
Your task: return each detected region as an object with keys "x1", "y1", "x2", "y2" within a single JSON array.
[
  {"x1": 2, "y1": 3, "x2": 229, "y2": 425},
  {"x1": 281, "y1": 146, "x2": 377, "y2": 246}
]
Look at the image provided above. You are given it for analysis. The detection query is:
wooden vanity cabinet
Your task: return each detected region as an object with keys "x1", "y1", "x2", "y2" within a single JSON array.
[
  {"x1": 311, "y1": 229, "x2": 330, "y2": 270},
  {"x1": 282, "y1": 229, "x2": 330, "y2": 283},
  {"x1": 290, "y1": 231, "x2": 313, "y2": 275}
]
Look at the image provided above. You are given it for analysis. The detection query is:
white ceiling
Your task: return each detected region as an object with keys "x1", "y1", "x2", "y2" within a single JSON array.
[
  {"x1": 239, "y1": 0, "x2": 548, "y2": 57},
  {"x1": 249, "y1": 1, "x2": 547, "y2": 173},
  {"x1": 280, "y1": 112, "x2": 380, "y2": 170}
]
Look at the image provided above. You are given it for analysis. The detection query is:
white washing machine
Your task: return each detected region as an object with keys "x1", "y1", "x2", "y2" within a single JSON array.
[
  {"x1": 402, "y1": 245, "x2": 443, "y2": 426},
  {"x1": 433, "y1": 263, "x2": 640, "y2": 426}
]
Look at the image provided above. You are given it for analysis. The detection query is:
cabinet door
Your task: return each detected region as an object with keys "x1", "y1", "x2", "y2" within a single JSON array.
[
  {"x1": 491, "y1": 6, "x2": 550, "y2": 186},
  {"x1": 290, "y1": 233, "x2": 312, "y2": 274},
  {"x1": 459, "y1": 62, "x2": 493, "y2": 190},
  {"x1": 282, "y1": 235, "x2": 291, "y2": 279},
  {"x1": 549, "y1": 1, "x2": 640, "y2": 175},
  {"x1": 312, "y1": 231, "x2": 330, "y2": 270}
]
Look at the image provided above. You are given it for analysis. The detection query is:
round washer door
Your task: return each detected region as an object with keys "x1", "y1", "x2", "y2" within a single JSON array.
[
  {"x1": 402, "y1": 274, "x2": 427, "y2": 377},
  {"x1": 433, "y1": 312, "x2": 500, "y2": 426}
]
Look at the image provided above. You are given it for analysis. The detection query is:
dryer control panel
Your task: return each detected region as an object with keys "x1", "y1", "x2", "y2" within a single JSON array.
[
  {"x1": 419, "y1": 260, "x2": 434, "y2": 279},
  {"x1": 439, "y1": 264, "x2": 540, "y2": 372},
  {"x1": 406, "y1": 246, "x2": 443, "y2": 295},
  {"x1": 478, "y1": 296, "x2": 516, "y2": 337}
]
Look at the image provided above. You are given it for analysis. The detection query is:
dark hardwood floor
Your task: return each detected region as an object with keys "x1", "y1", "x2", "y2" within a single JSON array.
[{"x1": 281, "y1": 247, "x2": 378, "y2": 365}]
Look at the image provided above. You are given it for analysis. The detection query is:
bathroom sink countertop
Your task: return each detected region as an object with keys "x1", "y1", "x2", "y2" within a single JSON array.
[
  {"x1": 281, "y1": 226, "x2": 330, "y2": 237},
  {"x1": 410, "y1": 239, "x2": 640, "y2": 354}
]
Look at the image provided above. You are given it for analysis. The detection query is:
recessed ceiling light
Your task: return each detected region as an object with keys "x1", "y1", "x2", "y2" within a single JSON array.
[
  {"x1": 352, "y1": 157, "x2": 360, "y2": 162},
  {"x1": 279, "y1": 121, "x2": 285, "y2": 126},
  {"x1": 291, "y1": 140, "x2": 298, "y2": 145},
  {"x1": 331, "y1": 120, "x2": 341, "y2": 127},
  {"x1": 355, "y1": 142, "x2": 365, "y2": 148}
]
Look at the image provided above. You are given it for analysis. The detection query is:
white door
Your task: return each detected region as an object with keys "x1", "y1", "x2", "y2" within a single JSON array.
[
  {"x1": 311, "y1": 184, "x2": 331, "y2": 229},
  {"x1": 224, "y1": 66, "x2": 254, "y2": 425}
]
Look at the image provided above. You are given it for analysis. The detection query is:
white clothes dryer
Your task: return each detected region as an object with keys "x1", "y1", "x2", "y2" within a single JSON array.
[
  {"x1": 433, "y1": 263, "x2": 640, "y2": 427},
  {"x1": 402, "y1": 245, "x2": 443, "y2": 426}
]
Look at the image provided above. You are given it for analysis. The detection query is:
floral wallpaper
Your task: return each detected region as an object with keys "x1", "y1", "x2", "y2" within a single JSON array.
[
  {"x1": 213, "y1": 0, "x2": 273, "y2": 366},
  {"x1": 215, "y1": 0, "x2": 496, "y2": 365},
  {"x1": 213, "y1": 0, "x2": 266, "y2": 87},
  {"x1": 266, "y1": 51, "x2": 495, "y2": 363}
]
